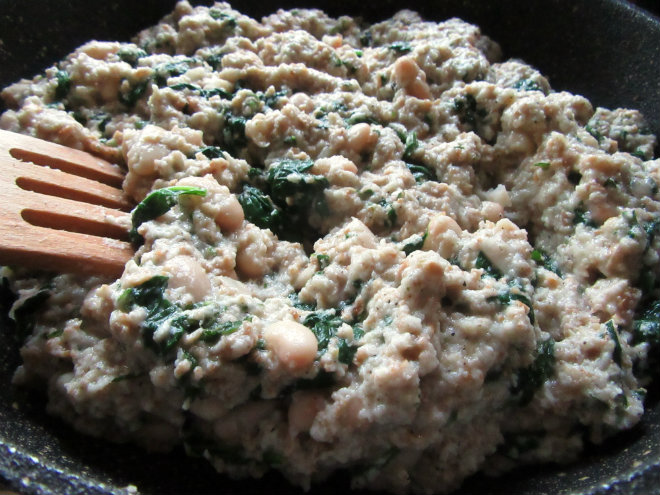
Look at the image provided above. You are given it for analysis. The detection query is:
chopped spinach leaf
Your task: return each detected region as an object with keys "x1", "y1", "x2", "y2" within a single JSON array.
[
  {"x1": 111, "y1": 373, "x2": 143, "y2": 383},
  {"x1": 338, "y1": 325, "x2": 364, "y2": 365},
  {"x1": 488, "y1": 289, "x2": 535, "y2": 325},
  {"x1": 315, "y1": 253, "x2": 331, "y2": 271},
  {"x1": 118, "y1": 276, "x2": 198, "y2": 355},
  {"x1": 389, "y1": 41, "x2": 412, "y2": 54},
  {"x1": 266, "y1": 159, "x2": 329, "y2": 217},
  {"x1": 345, "y1": 112, "x2": 380, "y2": 126},
  {"x1": 206, "y1": 53, "x2": 225, "y2": 71},
  {"x1": 633, "y1": 300, "x2": 660, "y2": 347},
  {"x1": 169, "y1": 82, "x2": 200, "y2": 92},
  {"x1": 153, "y1": 60, "x2": 195, "y2": 87},
  {"x1": 511, "y1": 338, "x2": 555, "y2": 406},
  {"x1": 475, "y1": 251, "x2": 502, "y2": 279},
  {"x1": 130, "y1": 186, "x2": 207, "y2": 244},
  {"x1": 403, "y1": 131, "x2": 419, "y2": 160},
  {"x1": 168, "y1": 83, "x2": 231, "y2": 100},
  {"x1": 259, "y1": 89, "x2": 287, "y2": 110},
  {"x1": 11, "y1": 287, "x2": 51, "y2": 338},
  {"x1": 406, "y1": 162, "x2": 437, "y2": 182},
  {"x1": 45, "y1": 328, "x2": 64, "y2": 339},
  {"x1": 302, "y1": 309, "x2": 362, "y2": 365},
  {"x1": 359, "y1": 30, "x2": 372, "y2": 47},
  {"x1": 605, "y1": 320, "x2": 623, "y2": 367},
  {"x1": 585, "y1": 123, "x2": 604, "y2": 143},
  {"x1": 453, "y1": 93, "x2": 487, "y2": 131},
  {"x1": 117, "y1": 47, "x2": 147, "y2": 66},
  {"x1": 200, "y1": 320, "x2": 243, "y2": 344},
  {"x1": 54, "y1": 70, "x2": 71, "y2": 100},
  {"x1": 237, "y1": 185, "x2": 283, "y2": 233},
  {"x1": 533, "y1": 162, "x2": 550, "y2": 169},
  {"x1": 531, "y1": 248, "x2": 562, "y2": 276},
  {"x1": 288, "y1": 292, "x2": 316, "y2": 311},
  {"x1": 402, "y1": 232, "x2": 428, "y2": 255},
  {"x1": 209, "y1": 9, "x2": 237, "y2": 28},
  {"x1": 118, "y1": 77, "x2": 150, "y2": 108},
  {"x1": 221, "y1": 110, "x2": 248, "y2": 156},
  {"x1": 573, "y1": 203, "x2": 596, "y2": 227},
  {"x1": 512, "y1": 79, "x2": 542, "y2": 92},
  {"x1": 303, "y1": 309, "x2": 344, "y2": 351},
  {"x1": 377, "y1": 199, "x2": 397, "y2": 228},
  {"x1": 198, "y1": 146, "x2": 225, "y2": 159}
]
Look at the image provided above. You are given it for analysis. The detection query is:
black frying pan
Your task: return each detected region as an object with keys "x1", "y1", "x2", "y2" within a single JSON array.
[{"x1": 1, "y1": 1, "x2": 660, "y2": 494}]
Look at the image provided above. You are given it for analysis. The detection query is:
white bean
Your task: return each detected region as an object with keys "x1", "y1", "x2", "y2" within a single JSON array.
[
  {"x1": 215, "y1": 195, "x2": 244, "y2": 232},
  {"x1": 263, "y1": 320, "x2": 318, "y2": 373},
  {"x1": 165, "y1": 255, "x2": 211, "y2": 302}
]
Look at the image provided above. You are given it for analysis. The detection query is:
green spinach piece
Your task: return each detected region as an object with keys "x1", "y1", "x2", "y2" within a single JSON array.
[
  {"x1": 117, "y1": 47, "x2": 147, "y2": 67},
  {"x1": 288, "y1": 292, "x2": 317, "y2": 311},
  {"x1": 453, "y1": 93, "x2": 487, "y2": 130},
  {"x1": 475, "y1": 251, "x2": 502, "y2": 279},
  {"x1": 377, "y1": 199, "x2": 397, "y2": 228},
  {"x1": 168, "y1": 83, "x2": 231, "y2": 100},
  {"x1": 266, "y1": 159, "x2": 329, "y2": 216},
  {"x1": 633, "y1": 300, "x2": 660, "y2": 347},
  {"x1": 198, "y1": 146, "x2": 225, "y2": 159},
  {"x1": 337, "y1": 325, "x2": 364, "y2": 365},
  {"x1": 345, "y1": 112, "x2": 380, "y2": 126},
  {"x1": 304, "y1": 310, "x2": 344, "y2": 351},
  {"x1": 531, "y1": 248, "x2": 562, "y2": 277},
  {"x1": 585, "y1": 123, "x2": 604, "y2": 143},
  {"x1": 605, "y1": 320, "x2": 623, "y2": 367},
  {"x1": 130, "y1": 186, "x2": 207, "y2": 245},
  {"x1": 11, "y1": 287, "x2": 51, "y2": 338},
  {"x1": 402, "y1": 131, "x2": 419, "y2": 160},
  {"x1": 257, "y1": 89, "x2": 287, "y2": 110},
  {"x1": 153, "y1": 60, "x2": 195, "y2": 87},
  {"x1": 511, "y1": 338, "x2": 555, "y2": 406},
  {"x1": 209, "y1": 8, "x2": 237, "y2": 28},
  {"x1": 389, "y1": 41, "x2": 412, "y2": 54},
  {"x1": 221, "y1": 110, "x2": 248, "y2": 156},
  {"x1": 54, "y1": 70, "x2": 71, "y2": 100},
  {"x1": 406, "y1": 162, "x2": 437, "y2": 183},
  {"x1": 201, "y1": 320, "x2": 243, "y2": 344},
  {"x1": 512, "y1": 79, "x2": 541, "y2": 92},
  {"x1": 488, "y1": 290, "x2": 535, "y2": 325},
  {"x1": 573, "y1": 203, "x2": 596, "y2": 227},
  {"x1": 118, "y1": 276, "x2": 199, "y2": 355},
  {"x1": 237, "y1": 185, "x2": 283, "y2": 233},
  {"x1": 360, "y1": 30, "x2": 373, "y2": 47},
  {"x1": 402, "y1": 232, "x2": 427, "y2": 255},
  {"x1": 118, "y1": 78, "x2": 150, "y2": 108},
  {"x1": 303, "y1": 310, "x2": 362, "y2": 365},
  {"x1": 315, "y1": 254, "x2": 331, "y2": 271},
  {"x1": 205, "y1": 53, "x2": 225, "y2": 71}
]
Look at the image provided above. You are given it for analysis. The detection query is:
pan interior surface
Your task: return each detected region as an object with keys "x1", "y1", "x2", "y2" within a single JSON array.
[{"x1": 0, "y1": 0, "x2": 659, "y2": 494}]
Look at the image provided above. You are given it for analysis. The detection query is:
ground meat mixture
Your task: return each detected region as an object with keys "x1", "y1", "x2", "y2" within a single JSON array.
[{"x1": 1, "y1": 2, "x2": 659, "y2": 494}]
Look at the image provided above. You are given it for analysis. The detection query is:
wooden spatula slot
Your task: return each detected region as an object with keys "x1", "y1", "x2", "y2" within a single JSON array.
[
  {"x1": 0, "y1": 129, "x2": 135, "y2": 277},
  {"x1": 21, "y1": 208, "x2": 130, "y2": 241},
  {"x1": 15, "y1": 170, "x2": 131, "y2": 211},
  {"x1": 9, "y1": 146, "x2": 125, "y2": 188}
]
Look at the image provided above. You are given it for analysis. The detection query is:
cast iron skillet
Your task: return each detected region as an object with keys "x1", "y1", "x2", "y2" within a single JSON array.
[{"x1": 1, "y1": 1, "x2": 660, "y2": 494}]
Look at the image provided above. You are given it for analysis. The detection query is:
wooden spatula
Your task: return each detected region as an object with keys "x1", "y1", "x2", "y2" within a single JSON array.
[{"x1": 0, "y1": 129, "x2": 133, "y2": 278}]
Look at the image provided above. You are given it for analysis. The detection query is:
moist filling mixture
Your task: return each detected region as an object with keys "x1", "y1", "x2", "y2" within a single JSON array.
[{"x1": 2, "y1": 2, "x2": 659, "y2": 493}]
